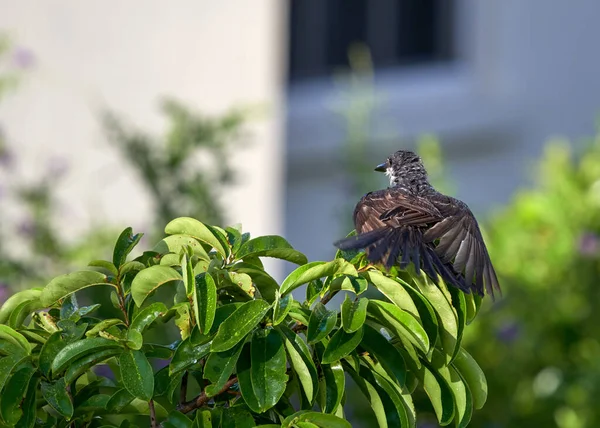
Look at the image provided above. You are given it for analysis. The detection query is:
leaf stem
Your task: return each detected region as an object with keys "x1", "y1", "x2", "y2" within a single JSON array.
[
  {"x1": 180, "y1": 371, "x2": 189, "y2": 404},
  {"x1": 178, "y1": 376, "x2": 239, "y2": 414},
  {"x1": 149, "y1": 399, "x2": 157, "y2": 428}
]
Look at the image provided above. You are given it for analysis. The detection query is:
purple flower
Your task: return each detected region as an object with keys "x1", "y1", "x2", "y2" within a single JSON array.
[
  {"x1": 578, "y1": 232, "x2": 600, "y2": 256},
  {"x1": 496, "y1": 321, "x2": 520, "y2": 343},
  {"x1": 93, "y1": 364, "x2": 115, "y2": 381},
  {"x1": 0, "y1": 283, "x2": 8, "y2": 302},
  {"x1": 12, "y1": 47, "x2": 35, "y2": 69}
]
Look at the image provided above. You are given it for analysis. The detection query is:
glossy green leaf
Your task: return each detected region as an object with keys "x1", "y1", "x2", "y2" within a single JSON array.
[
  {"x1": 402, "y1": 284, "x2": 440, "y2": 352},
  {"x1": 448, "y1": 286, "x2": 467, "y2": 361},
  {"x1": 412, "y1": 275, "x2": 459, "y2": 363},
  {"x1": 277, "y1": 325, "x2": 318, "y2": 403},
  {"x1": 236, "y1": 235, "x2": 308, "y2": 265},
  {"x1": 130, "y1": 302, "x2": 168, "y2": 333},
  {"x1": 18, "y1": 329, "x2": 49, "y2": 345},
  {"x1": 273, "y1": 292, "x2": 293, "y2": 325},
  {"x1": 64, "y1": 347, "x2": 121, "y2": 383},
  {"x1": 314, "y1": 342, "x2": 345, "y2": 414},
  {"x1": 251, "y1": 328, "x2": 288, "y2": 412},
  {"x1": 203, "y1": 340, "x2": 244, "y2": 397},
  {"x1": 211, "y1": 300, "x2": 271, "y2": 352},
  {"x1": 51, "y1": 337, "x2": 121, "y2": 375},
  {"x1": 363, "y1": 270, "x2": 420, "y2": 318},
  {"x1": 322, "y1": 327, "x2": 364, "y2": 364},
  {"x1": 119, "y1": 260, "x2": 146, "y2": 276},
  {"x1": 360, "y1": 324, "x2": 407, "y2": 386},
  {"x1": 367, "y1": 300, "x2": 429, "y2": 353},
  {"x1": 85, "y1": 319, "x2": 124, "y2": 337},
  {"x1": 153, "y1": 234, "x2": 210, "y2": 261},
  {"x1": 0, "y1": 325, "x2": 30, "y2": 354},
  {"x1": 420, "y1": 363, "x2": 456, "y2": 426},
  {"x1": 181, "y1": 253, "x2": 195, "y2": 295},
  {"x1": 163, "y1": 410, "x2": 193, "y2": 428},
  {"x1": 106, "y1": 388, "x2": 135, "y2": 413},
  {"x1": 280, "y1": 260, "x2": 357, "y2": 295},
  {"x1": 329, "y1": 275, "x2": 368, "y2": 295},
  {"x1": 125, "y1": 329, "x2": 143, "y2": 350},
  {"x1": 0, "y1": 355, "x2": 26, "y2": 401},
  {"x1": 0, "y1": 288, "x2": 42, "y2": 324},
  {"x1": 38, "y1": 332, "x2": 65, "y2": 377},
  {"x1": 429, "y1": 350, "x2": 471, "y2": 428},
  {"x1": 341, "y1": 296, "x2": 368, "y2": 333},
  {"x1": 237, "y1": 343, "x2": 262, "y2": 413},
  {"x1": 88, "y1": 259, "x2": 119, "y2": 276},
  {"x1": 343, "y1": 363, "x2": 388, "y2": 428},
  {"x1": 15, "y1": 374, "x2": 39, "y2": 428},
  {"x1": 40, "y1": 271, "x2": 113, "y2": 306},
  {"x1": 130, "y1": 265, "x2": 182, "y2": 307},
  {"x1": 307, "y1": 302, "x2": 337, "y2": 344},
  {"x1": 220, "y1": 406, "x2": 255, "y2": 428},
  {"x1": 193, "y1": 273, "x2": 217, "y2": 334},
  {"x1": 194, "y1": 409, "x2": 213, "y2": 427},
  {"x1": 41, "y1": 378, "x2": 73, "y2": 419},
  {"x1": 230, "y1": 262, "x2": 279, "y2": 302},
  {"x1": 120, "y1": 349, "x2": 154, "y2": 401},
  {"x1": 113, "y1": 227, "x2": 144, "y2": 268},
  {"x1": 165, "y1": 217, "x2": 228, "y2": 258},
  {"x1": 282, "y1": 411, "x2": 351, "y2": 428},
  {"x1": 452, "y1": 347, "x2": 487, "y2": 410},
  {"x1": 170, "y1": 337, "x2": 211, "y2": 375}
]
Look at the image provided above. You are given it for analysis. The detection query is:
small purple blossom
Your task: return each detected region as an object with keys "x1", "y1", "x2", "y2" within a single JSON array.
[
  {"x1": 578, "y1": 232, "x2": 600, "y2": 256},
  {"x1": 12, "y1": 47, "x2": 35, "y2": 69},
  {"x1": 93, "y1": 364, "x2": 115, "y2": 381},
  {"x1": 0, "y1": 283, "x2": 8, "y2": 303},
  {"x1": 496, "y1": 321, "x2": 520, "y2": 343},
  {"x1": 17, "y1": 218, "x2": 36, "y2": 238}
]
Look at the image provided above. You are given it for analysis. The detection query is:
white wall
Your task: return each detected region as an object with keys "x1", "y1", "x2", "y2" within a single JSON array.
[{"x1": 0, "y1": 1, "x2": 287, "y2": 260}]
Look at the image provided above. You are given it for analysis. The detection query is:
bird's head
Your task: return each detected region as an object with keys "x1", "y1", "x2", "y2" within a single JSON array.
[{"x1": 375, "y1": 150, "x2": 429, "y2": 188}]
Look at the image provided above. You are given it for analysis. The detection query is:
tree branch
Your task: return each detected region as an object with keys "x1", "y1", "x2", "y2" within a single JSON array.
[
  {"x1": 149, "y1": 399, "x2": 157, "y2": 428},
  {"x1": 180, "y1": 371, "x2": 189, "y2": 405},
  {"x1": 178, "y1": 377, "x2": 239, "y2": 414}
]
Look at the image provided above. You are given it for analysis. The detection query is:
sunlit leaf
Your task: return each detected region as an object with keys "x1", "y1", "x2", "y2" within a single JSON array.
[
  {"x1": 307, "y1": 302, "x2": 337, "y2": 344},
  {"x1": 250, "y1": 328, "x2": 287, "y2": 412},
  {"x1": 165, "y1": 217, "x2": 228, "y2": 258},
  {"x1": 120, "y1": 349, "x2": 154, "y2": 401},
  {"x1": 41, "y1": 378, "x2": 73, "y2": 419},
  {"x1": 192, "y1": 273, "x2": 217, "y2": 334},
  {"x1": 341, "y1": 296, "x2": 368, "y2": 333},
  {"x1": 0, "y1": 288, "x2": 42, "y2": 324},
  {"x1": 130, "y1": 265, "x2": 182, "y2": 307},
  {"x1": 211, "y1": 300, "x2": 270, "y2": 352},
  {"x1": 280, "y1": 260, "x2": 357, "y2": 296},
  {"x1": 277, "y1": 325, "x2": 318, "y2": 404},
  {"x1": 40, "y1": 271, "x2": 114, "y2": 307},
  {"x1": 237, "y1": 235, "x2": 308, "y2": 265},
  {"x1": 322, "y1": 327, "x2": 364, "y2": 364}
]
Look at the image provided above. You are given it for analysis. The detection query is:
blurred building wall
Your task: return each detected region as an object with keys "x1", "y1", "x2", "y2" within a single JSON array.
[
  {"x1": 285, "y1": 0, "x2": 600, "y2": 263},
  {"x1": 0, "y1": 1, "x2": 287, "y2": 250}
]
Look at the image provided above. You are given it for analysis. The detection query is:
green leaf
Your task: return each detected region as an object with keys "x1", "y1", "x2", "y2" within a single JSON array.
[
  {"x1": 452, "y1": 347, "x2": 487, "y2": 410},
  {"x1": 251, "y1": 328, "x2": 288, "y2": 412},
  {"x1": 153, "y1": 234, "x2": 210, "y2": 261},
  {"x1": 0, "y1": 289, "x2": 42, "y2": 324},
  {"x1": 126, "y1": 330, "x2": 144, "y2": 350},
  {"x1": 448, "y1": 286, "x2": 467, "y2": 361},
  {"x1": 113, "y1": 227, "x2": 144, "y2": 268},
  {"x1": 193, "y1": 273, "x2": 217, "y2": 334},
  {"x1": 463, "y1": 293, "x2": 482, "y2": 325},
  {"x1": 230, "y1": 262, "x2": 280, "y2": 303},
  {"x1": 220, "y1": 406, "x2": 255, "y2": 428},
  {"x1": 203, "y1": 340, "x2": 244, "y2": 397},
  {"x1": 420, "y1": 363, "x2": 456, "y2": 426},
  {"x1": 341, "y1": 296, "x2": 368, "y2": 333},
  {"x1": 402, "y1": 284, "x2": 440, "y2": 353},
  {"x1": 85, "y1": 318, "x2": 125, "y2": 337},
  {"x1": 64, "y1": 347, "x2": 121, "y2": 384},
  {"x1": 130, "y1": 265, "x2": 182, "y2": 307},
  {"x1": 194, "y1": 409, "x2": 213, "y2": 427},
  {"x1": 88, "y1": 259, "x2": 119, "y2": 276},
  {"x1": 360, "y1": 324, "x2": 407, "y2": 386},
  {"x1": 0, "y1": 355, "x2": 27, "y2": 401},
  {"x1": 165, "y1": 217, "x2": 228, "y2": 258},
  {"x1": 277, "y1": 325, "x2": 318, "y2": 404},
  {"x1": 429, "y1": 350, "x2": 471, "y2": 428},
  {"x1": 41, "y1": 378, "x2": 73, "y2": 419},
  {"x1": 280, "y1": 260, "x2": 357, "y2": 296},
  {"x1": 130, "y1": 302, "x2": 168, "y2": 334},
  {"x1": 273, "y1": 292, "x2": 293, "y2": 325},
  {"x1": 307, "y1": 302, "x2": 337, "y2": 344},
  {"x1": 51, "y1": 337, "x2": 121, "y2": 375},
  {"x1": 8, "y1": 299, "x2": 43, "y2": 330},
  {"x1": 40, "y1": 271, "x2": 113, "y2": 306},
  {"x1": 106, "y1": 388, "x2": 135, "y2": 413},
  {"x1": 329, "y1": 275, "x2": 368, "y2": 295},
  {"x1": 163, "y1": 410, "x2": 193, "y2": 428},
  {"x1": 236, "y1": 235, "x2": 308, "y2": 265},
  {"x1": 0, "y1": 325, "x2": 30, "y2": 354},
  {"x1": 38, "y1": 332, "x2": 65, "y2": 377},
  {"x1": 314, "y1": 342, "x2": 345, "y2": 414},
  {"x1": 282, "y1": 411, "x2": 351, "y2": 428},
  {"x1": 363, "y1": 271, "x2": 420, "y2": 318},
  {"x1": 120, "y1": 349, "x2": 154, "y2": 401},
  {"x1": 237, "y1": 343, "x2": 262, "y2": 413},
  {"x1": 181, "y1": 253, "x2": 195, "y2": 296},
  {"x1": 367, "y1": 300, "x2": 430, "y2": 353},
  {"x1": 322, "y1": 327, "x2": 364, "y2": 364},
  {"x1": 170, "y1": 337, "x2": 211, "y2": 375},
  {"x1": 412, "y1": 275, "x2": 459, "y2": 363},
  {"x1": 14, "y1": 374, "x2": 39, "y2": 428},
  {"x1": 211, "y1": 300, "x2": 271, "y2": 352}
]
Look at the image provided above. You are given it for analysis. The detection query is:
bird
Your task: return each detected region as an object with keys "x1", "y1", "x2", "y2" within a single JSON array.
[{"x1": 334, "y1": 150, "x2": 500, "y2": 298}]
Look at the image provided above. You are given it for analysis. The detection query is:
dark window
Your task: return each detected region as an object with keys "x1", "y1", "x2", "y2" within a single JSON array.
[{"x1": 289, "y1": 0, "x2": 455, "y2": 82}]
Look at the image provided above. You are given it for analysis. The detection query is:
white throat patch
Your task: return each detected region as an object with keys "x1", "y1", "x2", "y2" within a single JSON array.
[{"x1": 385, "y1": 167, "x2": 396, "y2": 185}]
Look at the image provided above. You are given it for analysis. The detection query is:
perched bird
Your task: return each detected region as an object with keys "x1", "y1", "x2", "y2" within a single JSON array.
[{"x1": 334, "y1": 150, "x2": 500, "y2": 298}]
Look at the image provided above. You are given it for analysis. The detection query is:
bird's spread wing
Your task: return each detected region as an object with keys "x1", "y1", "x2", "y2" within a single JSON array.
[{"x1": 423, "y1": 199, "x2": 501, "y2": 298}]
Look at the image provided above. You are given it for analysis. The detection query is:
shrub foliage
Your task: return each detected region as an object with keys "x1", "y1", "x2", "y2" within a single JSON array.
[{"x1": 0, "y1": 217, "x2": 487, "y2": 427}]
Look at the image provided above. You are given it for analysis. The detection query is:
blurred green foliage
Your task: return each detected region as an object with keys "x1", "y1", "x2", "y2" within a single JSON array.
[{"x1": 465, "y1": 133, "x2": 600, "y2": 428}]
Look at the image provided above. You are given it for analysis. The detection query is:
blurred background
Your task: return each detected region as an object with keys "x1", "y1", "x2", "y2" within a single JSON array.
[{"x1": 2, "y1": 1, "x2": 600, "y2": 427}]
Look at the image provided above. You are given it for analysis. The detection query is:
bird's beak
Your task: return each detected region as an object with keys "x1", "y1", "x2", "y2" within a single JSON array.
[{"x1": 374, "y1": 163, "x2": 387, "y2": 172}]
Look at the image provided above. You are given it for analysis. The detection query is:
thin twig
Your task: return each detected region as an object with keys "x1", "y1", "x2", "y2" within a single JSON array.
[
  {"x1": 320, "y1": 289, "x2": 339, "y2": 306},
  {"x1": 149, "y1": 399, "x2": 157, "y2": 428},
  {"x1": 178, "y1": 377, "x2": 239, "y2": 414}
]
